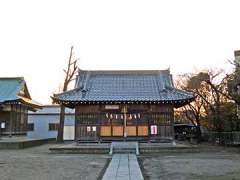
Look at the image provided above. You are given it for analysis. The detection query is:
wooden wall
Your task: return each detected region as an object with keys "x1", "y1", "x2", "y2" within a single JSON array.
[
  {"x1": 74, "y1": 104, "x2": 174, "y2": 140},
  {"x1": 0, "y1": 104, "x2": 28, "y2": 135}
]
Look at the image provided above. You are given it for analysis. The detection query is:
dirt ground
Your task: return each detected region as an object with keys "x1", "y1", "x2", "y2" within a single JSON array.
[
  {"x1": 0, "y1": 144, "x2": 109, "y2": 180},
  {"x1": 140, "y1": 146, "x2": 240, "y2": 180},
  {"x1": 1, "y1": 143, "x2": 240, "y2": 180}
]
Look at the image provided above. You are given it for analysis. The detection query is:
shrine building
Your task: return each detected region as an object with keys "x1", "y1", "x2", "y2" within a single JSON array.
[{"x1": 52, "y1": 69, "x2": 194, "y2": 142}]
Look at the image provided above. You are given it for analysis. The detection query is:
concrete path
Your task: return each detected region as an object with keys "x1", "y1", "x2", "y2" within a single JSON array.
[{"x1": 102, "y1": 154, "x2": 144, "y2": 180}]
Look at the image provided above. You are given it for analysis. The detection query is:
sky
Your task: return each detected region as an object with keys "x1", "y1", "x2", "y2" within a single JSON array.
[{"x1": 0, "y1": 0, "x2": 240, "y2": 104}]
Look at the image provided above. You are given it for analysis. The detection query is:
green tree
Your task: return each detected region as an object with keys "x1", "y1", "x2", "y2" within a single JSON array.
[
  {"x1": 218, "y1": 102, "x2": 239, "y2": 131},
  {"x1": 227, "y1": 51, "x2": 240, "y2": 104}
]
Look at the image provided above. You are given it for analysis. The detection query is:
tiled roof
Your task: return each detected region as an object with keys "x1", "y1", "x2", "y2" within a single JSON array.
[
  {"x1": 53, "y1": 70, "x2": 194, "y2": 104},
  {"x1": 0, "y1": 77, "x2": 41, "y2": 108},
  {"x1": 0, "y1": 77, "x2": 25, "y2": 102}
]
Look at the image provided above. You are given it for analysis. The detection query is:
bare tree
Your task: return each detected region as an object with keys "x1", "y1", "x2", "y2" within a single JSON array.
[
  {"x1": 175, "y1": 69, "x2": 231, "y2": 142},
  {"x1": 57, "y1": 46, "x2": 78, "y2": 143},
  {"x1": 175, "y1": 74, "x2": 207, "y2": 142},
  {"x1": 187, "y1": 69, "x2": 230, "y2": 132}
]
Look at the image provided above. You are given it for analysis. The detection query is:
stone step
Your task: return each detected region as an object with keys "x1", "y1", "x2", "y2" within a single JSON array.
[
  {"x1": 113, "y1": 148, "x2": 136, "y2": 154},
  {"x1": 109, "y1": 141, "x2": 139, "y2": 155}
]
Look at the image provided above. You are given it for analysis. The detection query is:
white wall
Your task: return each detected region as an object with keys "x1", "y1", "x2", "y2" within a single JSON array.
[{"x1": 27, "y1": 114, "x2": 75, "y2": 140}]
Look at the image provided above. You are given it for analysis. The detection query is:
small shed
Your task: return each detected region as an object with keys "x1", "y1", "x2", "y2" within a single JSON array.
[{"x1": 0, "y1": 77, "x2": 41, "y2": 136}]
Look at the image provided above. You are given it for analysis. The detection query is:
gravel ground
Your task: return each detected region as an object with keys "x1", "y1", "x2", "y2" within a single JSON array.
[
  {"x1": 140, "y1": 147, "x2": 240, "y2": 180},
  {"x1": 0, "y1": 144, "x2": 109, "y2": 180}
]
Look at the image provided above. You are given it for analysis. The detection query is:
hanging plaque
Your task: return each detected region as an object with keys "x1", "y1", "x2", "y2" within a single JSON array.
[
  {"x1": 105, "y1": 105, "x2": 119, "y2": 110},
  {"x1": 151, "y1": 125, "x2": 157, "y2": 135}
]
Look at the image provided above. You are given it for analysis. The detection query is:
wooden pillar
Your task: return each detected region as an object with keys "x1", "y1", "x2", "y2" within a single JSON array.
[
  {"x1": 20, "y1": 104, "x2": 22, "y2": 133},
  {"x1": 171, "y1": 106, "x2": 175, "y2": 143},
  {"x1": 23, "y1": 105, "x2": 27, "y2": 133},
  {"x1": 9, "y1": 104, "x2": 13, "y2": 137},
  {"x1": 136, "y1": 113, "x2": 138, "y2": 137},
  {"x1": 148, "y1": 113, "x2": 151, "y2": 140},
  {"x1": 110, "y1": 115, "x2": 113, "y2": 137},
  {"x1": 123, "y1": 105, "x2": 127, "y2": 139},
  {"x1": 97, "y1": 113, "x2": 99, "y2": 141},
  {"x1": 74, "y1": 107, "x2": 77, "y2": 141}
]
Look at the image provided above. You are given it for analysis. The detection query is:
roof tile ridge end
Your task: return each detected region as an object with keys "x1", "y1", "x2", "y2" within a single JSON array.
[{"x1": 54, "y1": 87, "x2": 82, "y2": 97}]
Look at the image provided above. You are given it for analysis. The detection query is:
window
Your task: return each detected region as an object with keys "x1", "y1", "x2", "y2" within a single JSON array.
[
  {"x1": 27, "y1": 123, "x2": 34, "y2": 131},
  {"x1": 49, "y1": 123, "x2": 59, "y2": 131}
]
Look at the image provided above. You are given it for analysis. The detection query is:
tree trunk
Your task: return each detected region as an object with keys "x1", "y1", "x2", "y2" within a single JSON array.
[
  {"x1": 56, "y1": 46, "x2": 77, "y2": 143},
  {"x1": 196, "y1": 123, "x2": 202, "y2": 143},
  {"x1": 216, "y1": 104, "x2": 222, "y2": 132},
  {"x1": 57, "y1": 105, "x2": 65, "y2": 143}
]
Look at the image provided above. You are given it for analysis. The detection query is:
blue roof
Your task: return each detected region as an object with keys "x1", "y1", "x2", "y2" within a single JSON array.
[
  {"x1": 53, "y1": 70, "x2": 194, "y2": 105},
  {"x1": 0, "y1": 77, "x2": 41, "y2": 108},
  {"x1": 0, "y1": 77, "x2": 26, "y2": 102}
]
